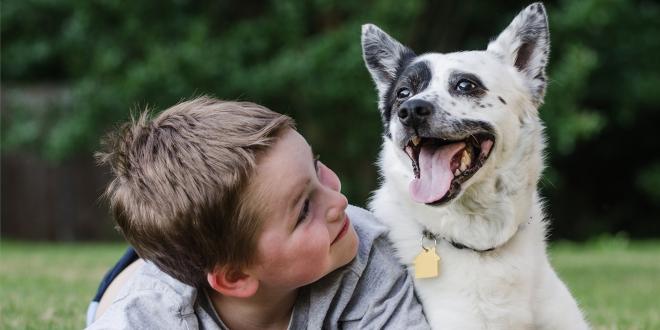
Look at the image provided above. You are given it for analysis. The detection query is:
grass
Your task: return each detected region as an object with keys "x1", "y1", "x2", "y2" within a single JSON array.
[
  {"x1": 1, "y1": 238, "x2": 659, "y2": 329},
  {"x1": 550, "y1": 236, "x2": 660, "y2": 330},
  {"x1": 0, "y1": 241, "x2": 126, "y2": 329}
]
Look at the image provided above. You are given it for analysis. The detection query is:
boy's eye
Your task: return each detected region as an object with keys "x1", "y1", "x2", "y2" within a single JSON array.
[
  {"x1": 296, "y1": 199, "x2": 311, "y2": 226},
  {"x1": 314, "y1": 155, "x2": 320, "y2": 175},
  {"x1": 296, "y1": 155, "x2": 321, "y2": 227},
  {"x1": 296, "y1": 154, "x2": 321, "y2": 227}
]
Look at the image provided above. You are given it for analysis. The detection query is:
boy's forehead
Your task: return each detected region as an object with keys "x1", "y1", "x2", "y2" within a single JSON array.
[
  {"x1": 250, "y1": 129, "x2": 312, "y2": 215},
  {"x1": 261, "y1": 129, "x2": 311, "y2": 166}
]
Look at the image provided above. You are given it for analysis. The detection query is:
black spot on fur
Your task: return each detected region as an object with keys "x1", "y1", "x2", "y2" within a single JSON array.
[
  {"x1": 382, "y1": 60, "x2": 432, "y2": 136},
  {"x1": 495, "y1": 177, "x2": 505, "y2": 192},
  {"x1": 535, "y1": 3, "x2": 544, "y2": 14},
  {"x1": 456, "y1": 120, "x2": 496, "y2": 136},
  {"x1": 498, "y1": 96, "x2": 507, "y2": 105}
]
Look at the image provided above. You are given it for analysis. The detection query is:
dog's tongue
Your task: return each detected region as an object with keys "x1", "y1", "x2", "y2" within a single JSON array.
[{"x1": 409, "y1": 142, "x2": 466, "y2": 204}]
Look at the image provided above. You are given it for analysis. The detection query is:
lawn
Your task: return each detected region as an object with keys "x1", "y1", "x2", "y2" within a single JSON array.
[{"x1": 1, "y1": 238, "x2": 659, "y2": 329}]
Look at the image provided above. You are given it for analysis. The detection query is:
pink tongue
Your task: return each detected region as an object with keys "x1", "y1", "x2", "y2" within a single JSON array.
[{"x1": 409, "y1": 142, "x2": 466, "y2": 204}]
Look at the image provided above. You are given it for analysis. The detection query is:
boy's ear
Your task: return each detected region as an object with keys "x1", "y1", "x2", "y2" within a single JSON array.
[{"x1": 206, "y1": 266, "x2": 259, "y2": 298}]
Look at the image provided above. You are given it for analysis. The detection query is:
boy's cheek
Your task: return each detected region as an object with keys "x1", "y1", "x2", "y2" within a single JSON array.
[{"x1": 263, "y1": 246, "x2": 332, "y2": 288}]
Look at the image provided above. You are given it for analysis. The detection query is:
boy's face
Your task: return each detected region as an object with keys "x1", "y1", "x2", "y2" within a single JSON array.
[{"x1": 248, "y1": 129, "x2": 359, "y2": 290}]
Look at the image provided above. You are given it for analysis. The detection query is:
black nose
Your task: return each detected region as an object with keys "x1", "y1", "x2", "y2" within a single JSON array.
[{"x1": 398, "y1": 99, "x2": 433, "y2": 128}]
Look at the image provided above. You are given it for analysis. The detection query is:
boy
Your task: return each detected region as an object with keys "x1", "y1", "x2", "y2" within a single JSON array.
[{"x1": 88, "y1": 97, "x2": 429, "y2": 329}]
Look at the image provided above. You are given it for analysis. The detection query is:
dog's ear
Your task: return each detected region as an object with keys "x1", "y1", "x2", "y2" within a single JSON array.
[
  {"x1": 362, "y1": 24, "x2": 416, "y2": 98},
  {"x1": 487, "y1": 3, "x2": 550, "y2": 105}
]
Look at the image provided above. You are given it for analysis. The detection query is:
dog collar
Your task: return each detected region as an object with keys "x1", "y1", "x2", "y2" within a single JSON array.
[
  {"x1": 422, "y1": 229, "x2": 496, "y2": 253},
  {"x1": 414, "y1": 224, "x2": 526, "y2": 279}
]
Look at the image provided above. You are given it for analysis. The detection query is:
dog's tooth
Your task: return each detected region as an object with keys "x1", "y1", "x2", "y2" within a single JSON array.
[
  {"x1": 460, "y1": 149, "x2": 471, "y2": 171},
  {"x1": 412, "y1": 136, "x2": 421, "y2": 146},
  {"x1": 454, "y1": 168, "x2": 461, "y2": 176}
]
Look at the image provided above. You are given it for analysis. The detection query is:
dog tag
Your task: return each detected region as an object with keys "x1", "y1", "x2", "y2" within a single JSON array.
[{"x1": 414, "y1": 247, "x2": 440, "y2": 279}]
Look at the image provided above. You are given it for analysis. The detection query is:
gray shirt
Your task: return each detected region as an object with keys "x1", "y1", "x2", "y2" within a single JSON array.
[{"x1": 87, "y1": 205, "x2": 429, "y2": 329}]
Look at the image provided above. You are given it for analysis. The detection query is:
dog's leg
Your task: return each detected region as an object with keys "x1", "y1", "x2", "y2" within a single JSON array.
[{"x1": 533, "y1": 261, "x2": 590, "y2": 329}]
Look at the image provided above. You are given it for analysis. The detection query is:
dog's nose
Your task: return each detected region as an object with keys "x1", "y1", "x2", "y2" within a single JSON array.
[{"x1": 398, "y1": 99, "x2": 433, "y2": 128}]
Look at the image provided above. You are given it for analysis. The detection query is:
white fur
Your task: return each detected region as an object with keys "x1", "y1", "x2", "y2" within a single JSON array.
[{"x1": 365, "y1": 3, "x2": 589, "y2": 329}]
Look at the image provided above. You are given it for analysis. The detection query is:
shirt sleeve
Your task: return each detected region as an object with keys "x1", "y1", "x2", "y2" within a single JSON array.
[{"x1": 85, "y1": 287, "x2": 197, "y2": 330}]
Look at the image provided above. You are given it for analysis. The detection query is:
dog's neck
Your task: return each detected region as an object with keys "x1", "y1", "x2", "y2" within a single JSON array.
[{"x1": 423, "y1": 181, "x2": 536, "y2": 251}]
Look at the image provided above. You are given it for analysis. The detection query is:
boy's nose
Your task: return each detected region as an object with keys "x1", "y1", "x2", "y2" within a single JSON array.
[{"x1": 326, "y1": 192, "x2": 348, "y2": 223}]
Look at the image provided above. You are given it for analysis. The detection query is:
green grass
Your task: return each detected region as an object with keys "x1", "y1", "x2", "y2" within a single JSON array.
[
  {"x1": 1, "y1": 238, "x2": 659, "y2": 329},
  {"x1": 0, "y1": 241, "x2": 126, "y2": 329},
  {"x1": 551, "y1": 237, "x2": 660, "y2": 330}
]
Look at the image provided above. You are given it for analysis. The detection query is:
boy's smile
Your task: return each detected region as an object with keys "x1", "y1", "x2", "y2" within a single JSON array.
[
  {"x1": 331, "y1": 216, "x2": 350, "y2": 245},
  {"x1": 247, "y1": 129, "x2": 359, "y2": 290}
]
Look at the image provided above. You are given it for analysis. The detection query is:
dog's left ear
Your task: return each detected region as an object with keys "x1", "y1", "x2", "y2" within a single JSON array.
[{"x1": 487, "y1": 3, "x2": 550, "y2": 105}]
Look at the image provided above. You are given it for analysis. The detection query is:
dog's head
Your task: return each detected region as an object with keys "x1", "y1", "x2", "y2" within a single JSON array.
[{"x1": 362, "y1": 3, "x2": 549, "y2": 206}]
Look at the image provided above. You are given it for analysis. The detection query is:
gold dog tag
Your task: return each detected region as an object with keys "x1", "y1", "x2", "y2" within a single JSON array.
[{"x1": 414, "y1": 247, "x2": 440, "y2": 279}]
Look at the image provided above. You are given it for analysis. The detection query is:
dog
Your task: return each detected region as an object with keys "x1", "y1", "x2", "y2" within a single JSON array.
[{"x1": 361, "y1": 3, "x2": 589, "y2": 329}]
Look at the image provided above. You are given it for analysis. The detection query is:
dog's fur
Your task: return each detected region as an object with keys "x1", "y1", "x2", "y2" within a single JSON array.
[{"x1": 362, "y1": 3, "x2": 589, "y2": 329}]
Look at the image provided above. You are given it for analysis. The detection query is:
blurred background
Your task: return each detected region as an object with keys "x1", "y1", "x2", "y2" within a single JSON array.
[
  {"x1": 1, "y1": 0, "x2": 660, "y2": 327},
  {"x1": 2, "y1": 0, "x2": 659, "y2": 241}
]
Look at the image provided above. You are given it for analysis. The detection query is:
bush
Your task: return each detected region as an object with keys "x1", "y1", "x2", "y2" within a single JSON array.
[{"x1": 3, "y1": 0, "x2": 659, "y2": 239}]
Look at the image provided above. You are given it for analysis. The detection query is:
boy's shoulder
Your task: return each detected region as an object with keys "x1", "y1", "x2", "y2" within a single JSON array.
[
  {"x1": 346, "y1": 205, "x2": 402, "y2": 275},
  {"x1": 87, "y1": 262, "x2": 220, "y2": 329}
]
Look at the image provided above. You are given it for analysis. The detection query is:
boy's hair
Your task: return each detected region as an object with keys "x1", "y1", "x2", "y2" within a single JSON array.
[{"x1": 97, "y1": 96, "x2": 295, "y2": 287}]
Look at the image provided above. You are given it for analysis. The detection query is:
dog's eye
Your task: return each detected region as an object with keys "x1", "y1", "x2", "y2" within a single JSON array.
[
  {"x1": 397, "y1": 88, "x2": 412, "y2": 100},
  {"x1": 456, "y1": 79, "x2": 478, "y2": 93}
]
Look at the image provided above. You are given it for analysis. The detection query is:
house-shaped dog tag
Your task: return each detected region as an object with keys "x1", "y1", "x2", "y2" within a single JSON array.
[{"x1": 414, "y1": 247, "x2": 440, "y2": 279}]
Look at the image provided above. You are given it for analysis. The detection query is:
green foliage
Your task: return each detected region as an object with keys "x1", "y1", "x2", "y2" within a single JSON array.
[
  {"x1": 636, "y1": 163, "x2": 660, "y2": 204},
  {"x1": 2, "y1": 0, "x2": 659, "y2": 238},
  {"x1": 539, "y1": 0, "x2": 660, "y2": 238},
  {"x1": 2, "y1": 0, "x2": 424, "y2": 202},
  {"x1": 542, "y1": 43, "x2": 604, "y2": 156},
  {"x1": 543, "y1": 0, "x2": 660, "y2": 156}
]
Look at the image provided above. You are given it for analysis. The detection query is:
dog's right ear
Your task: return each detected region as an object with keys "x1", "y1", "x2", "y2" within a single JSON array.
[
  {"x1": 486, "y1": 3, "x2": 550, "y2": 105},
  {"x1": 361, "y1": 24, "x2": 416, "y2": 98}
]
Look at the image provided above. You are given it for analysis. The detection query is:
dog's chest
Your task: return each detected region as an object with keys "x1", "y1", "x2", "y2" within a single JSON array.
[
  {"x1": 413, "y1": 249, "x2": 535, "y2": 329},
  {"x1": 372, "y1": 199, "x2": 538, "y2": 329}
]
